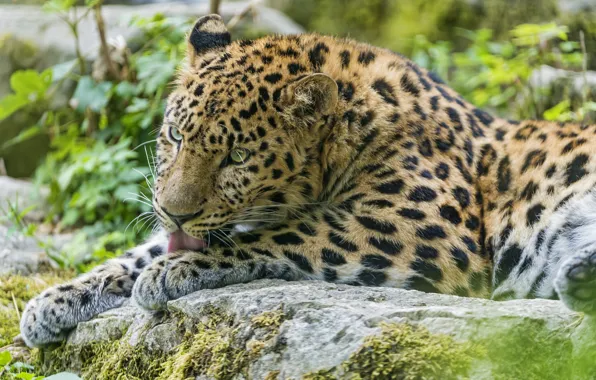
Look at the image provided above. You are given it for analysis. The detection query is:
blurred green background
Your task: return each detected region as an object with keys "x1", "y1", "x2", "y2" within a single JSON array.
[{"x1": 0, "y1": 0, "x2": 595, "y2": 270}]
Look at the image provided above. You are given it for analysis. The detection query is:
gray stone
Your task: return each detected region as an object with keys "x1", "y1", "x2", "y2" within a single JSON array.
[
  {"x1": 0, "y1": 224, "x2": 48, "y2": 275},
  {"x1": 0, "y1": 224, "x2": 77, "y2": 275},
  {"x1": 0, "y1": 176, "x2": 79, "y2": 275},
  {"x1": 53, "y1": 280, "x2": 591, "y2": 379},
  {"x1": 529, "y1": 65, "x2": 596, "y2": 95},
  {"x1": 0, "y1": 176, "x2": 48, "y2": 223}
]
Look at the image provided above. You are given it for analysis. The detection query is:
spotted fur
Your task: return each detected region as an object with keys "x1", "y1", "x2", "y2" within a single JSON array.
[{"x1": 20, "y1": 15, "x2": 596, "y2": 347}]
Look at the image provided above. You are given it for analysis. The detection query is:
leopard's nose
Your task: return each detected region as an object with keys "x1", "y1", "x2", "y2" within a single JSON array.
[{"x1": 162, "y1": 208, "x2": 202, "y2": 227}]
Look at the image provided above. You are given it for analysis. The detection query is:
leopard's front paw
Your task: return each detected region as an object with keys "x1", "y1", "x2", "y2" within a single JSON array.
[
  {"x1": 555, "y1": 248, "x2": 596, "y2": 314},
  {"x1": 132, "y1": 256, "x2": 171, "y2": 311},
  {"x1": 132, "y1": 251, "x2": 242, "y2": 310},
  {"x1": 20, "y1": 295, "x2": 69, "y2": 347}
]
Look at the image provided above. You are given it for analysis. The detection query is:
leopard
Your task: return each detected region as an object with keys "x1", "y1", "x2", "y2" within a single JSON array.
[{"x1": 20, "y1": 14, "x2": 596, "y2": 348}]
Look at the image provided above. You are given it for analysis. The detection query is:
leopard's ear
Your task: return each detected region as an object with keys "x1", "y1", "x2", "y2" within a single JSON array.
[
  {"x1": 281, "y1": 73, "x2": 338, "y2": 126},
  {"x1": 187, "y1": 14, "x2": 231, "y2": 66}
]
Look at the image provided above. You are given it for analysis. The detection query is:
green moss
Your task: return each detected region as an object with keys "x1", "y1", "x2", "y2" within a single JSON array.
[
  {"x1": 0, "y1": 307, "x2": 21, "y2": 347},
  {"x1": 39, "y1": 340, "x2": 163, "y2": 380},
  {"x1": 344, "y1": 323, "x2": 478, "y2": 379},
  {"x1": 0, "y1": 271, "x2": 74, "y2": 310},
  {"x1": 304, "y1": 323, "x2": 479, "y2": 380},
  {"x1": 251, "y1": 308, "x2": 284, "y2": 332},
  {"x1": 303, "y1": 369, "x2": 337, "y2": 380},
  {"x1": 39, "y1": 306, "x2": 262, "y2": 380},
  {"x1": 159, "y1": 310, "x2": 249, "y2": 380},
  {"x1": 489, "y1": 324, "x2": 571, "y2": 379},
  {"x1": 247, "y1": 307, "x2": 286, "y2": 358},
  {"x1": 264, "y1": 370, "x2": 280, "y2": 380}
]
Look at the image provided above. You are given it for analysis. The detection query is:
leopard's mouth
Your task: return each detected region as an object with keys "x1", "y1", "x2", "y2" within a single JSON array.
[
  {"x1": 167, "y1": 223, "x2": 259, "y2": 253},
  {"x1": 168, "y1": 230, "x2": 207, "y2": 253}
]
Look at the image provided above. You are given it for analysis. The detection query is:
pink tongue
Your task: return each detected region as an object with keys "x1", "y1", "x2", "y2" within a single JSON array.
[{"x1": 168, "y1": 230, "x2": 207, "y2": 253}]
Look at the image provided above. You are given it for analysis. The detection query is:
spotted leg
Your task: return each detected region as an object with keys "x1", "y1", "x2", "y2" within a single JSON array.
[{"x1": 19, "y1": 232, "x2": 168, "y2": 347}]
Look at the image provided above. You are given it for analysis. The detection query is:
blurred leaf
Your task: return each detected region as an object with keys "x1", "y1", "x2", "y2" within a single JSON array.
[
  {"x1": 61, "y1": 208, "x2": 80, "y2": 226},
  {"x1": 136, "y1": 52, "x2": 176, "y2": 94},
  {"x1": 9, "y1": 362, "x2": 34, "y2": 371},
  {"x1": 11, "y1": 70, "x2": 52, "y2": 95},
  {"x1": 51, "y1": 59, "x2": 78, "y2": 82},
  {"x1": 511, "y1": 23, "x2": 569, "y2": 46},
  {"x1": 125, "y1": 98, "x2": 150, "y2": 113},
  {"x1": 583, "y1": 102, "x2": 596, "y2": 112},
  {"x1": 0, "y1": 69, "x2": 52, "y2": 121},
  {"x1": 0, "y1": 350, "x2": 11, "y2": 366},
  {"x1": 71, "y1": 77, "x2": 112, "y2": 113},
  {"x1": 114, "y1": 184, "x2": 139, "y2": 201},
  {"x1": 544, "y1": 100, "x2": 571, "y2": 121},
  {"x1": 1, "y1": 124, "x2": 43, "y2": 150},
  {"x1": 57, "y1": 164, "x2": 76, "y2": 190},
  {"x1": 43, "y1": 0, "x2": 77, "y2": 12},
  {"x1": 0, "y1": 93, "x2": 29, "y2": 121},
  {"x1": 115, "y1": 81, "x2": 136, "y2": 98},
  {"x1": 15, "y1": 373, "x2": 36, "y2": 380}
]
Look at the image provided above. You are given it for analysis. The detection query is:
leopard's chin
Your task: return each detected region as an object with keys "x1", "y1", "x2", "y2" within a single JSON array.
[{"x1": 167, "y1": 230, "x2": 207, "y2": 253}]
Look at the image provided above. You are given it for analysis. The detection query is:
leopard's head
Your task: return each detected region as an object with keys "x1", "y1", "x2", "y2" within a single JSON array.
[{"x1": 152, "y1": 15, "x2": 338, "y2": 251}]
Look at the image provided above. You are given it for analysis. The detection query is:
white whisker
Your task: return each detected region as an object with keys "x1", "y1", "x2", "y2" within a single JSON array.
[
  {"x1": 134, "y1": 139, "x2": 157, "y2": 151},
  {"x1": 125, "y1": 211, "x2": 153, "y2": 233}
]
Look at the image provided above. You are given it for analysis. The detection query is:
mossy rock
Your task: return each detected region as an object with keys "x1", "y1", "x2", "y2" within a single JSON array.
[
  {"x1": 40, "y1": 311, "x2": 479, "y2": 380},
  {"x1": 29, "y1": 280, "x2": 596, "y2": 379},
  {"x1": 304, "y1": 323, "x2": 479, "y2": 380},
  {"x1": 39, "y1": 306, "x2": 271, "y2": 380}
]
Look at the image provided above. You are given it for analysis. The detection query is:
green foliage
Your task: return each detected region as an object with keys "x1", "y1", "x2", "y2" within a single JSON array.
[
  {"x1": 0, "y1": 69, "x2": 51, "y2": 123},
  {"x1": 0, "y1": 350, "x2": 43, "y2": 380},
  {"x1": 0, "y1": 350, "x2": 80, "y2": 380},
  {"x1": 411, "y1": 23, "x2": 592, "y2": 122}
]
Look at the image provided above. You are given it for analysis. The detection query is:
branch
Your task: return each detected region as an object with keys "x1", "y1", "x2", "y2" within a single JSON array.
[
  {"x1": 0, "y1": 159, "x2": 6, "y2": 176},
  {"x1": 210, "y1": 0, "x2": 221, "y2": 14},
  {"x1": 94, "y1": 3, "x2": 120, "y2": 80}
]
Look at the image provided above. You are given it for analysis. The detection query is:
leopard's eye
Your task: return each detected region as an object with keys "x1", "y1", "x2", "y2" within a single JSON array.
[
  {"x1": 230, "y1": 148, "x2": 250, "y2": 164},
  {"x1": 169, "y1": 126, "x2": 183, "y2": 143}
]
